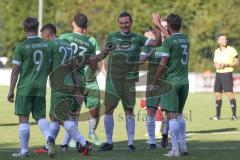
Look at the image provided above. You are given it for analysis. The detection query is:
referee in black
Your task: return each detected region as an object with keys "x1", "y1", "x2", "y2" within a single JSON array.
[{"x1": 212, "y1": 34, "x2": 239, "y2": 120}]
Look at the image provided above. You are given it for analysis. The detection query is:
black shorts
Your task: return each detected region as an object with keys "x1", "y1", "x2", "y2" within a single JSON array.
[{"x1": 214, "y1": 72, "x2": 233, "y2": 92}]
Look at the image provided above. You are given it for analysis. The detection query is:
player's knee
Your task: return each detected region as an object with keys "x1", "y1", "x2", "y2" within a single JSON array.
[
  {"x1": 50, "y1": 115, "x2": 58, "y2": 122},
  {"x1": 215, "y1": 92, "x2": 222, "y2": 100},
  {"x1": 124, "y1": 108, "x2": 134, "y2": 115},
  {"x1": 226, "y1": 92, "x2": 235, "y2": 99},
  {"x1": 18, "y1": 115, "x2": 29, "y2": 123},
  {"x1": 105, "y1": 105, "x2": 115, "y2": 115},
  {"x1": 166, "y1": 112, "x2": 178, "y2": 120},
  {"x1": 89, "y1": 108, "x2": 100, "y2": 118},
  {"x1": 147, "y1": 106, "x2": 157, "y2": 116}
]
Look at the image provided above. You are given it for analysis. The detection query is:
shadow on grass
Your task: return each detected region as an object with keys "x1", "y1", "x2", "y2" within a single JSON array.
[
  {"x1": 1, "y1": 139, "x2": 240, "y2": 160},
  {"x1": 187, "y1": 128, "x2": 237, "y2": 134},
  {"x1": 0, "y1": 122, "x2": 36, "y2": 127}
]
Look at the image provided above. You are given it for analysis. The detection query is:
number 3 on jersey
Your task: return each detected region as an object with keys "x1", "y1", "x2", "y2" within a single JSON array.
[
  {"x1": 33, "y1": 50, "x2": 43, "y2": 71},
  {"x1": 181, "y1": 45, "x2": 188, "y2": 65}
]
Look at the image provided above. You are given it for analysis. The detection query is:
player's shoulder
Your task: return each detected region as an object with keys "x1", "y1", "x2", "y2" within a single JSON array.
[
  {"x1": 59, "y1": 32, "x2": 73, "y2": 39},
  {"x1": 107, "y1": 31, "x2": 119, "y2": 37},
  {"x1": 16, "y1": 39, "x2": 27, "y2": 48},
  {"x1": 214, "y1": 47, "x2": 220, "y2": 53},
  {"x1": 227, "y1": 46, "x2": 237, "y2": 51},
  {"x1": 83, "y1": 34, "x2": 92, "y2": 41},
  {"x1": 88, "y1": 36, "x2": 97, "y2": 42}
]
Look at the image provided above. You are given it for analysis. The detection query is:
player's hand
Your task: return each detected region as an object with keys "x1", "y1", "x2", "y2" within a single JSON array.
[
  {"x1": 144, "y1": 31, "x2": 155, "y2": 39},
  {"x1": 215, "y1": 63, "x2": 224, "y2": 69},
  {"x1": 7, "y1": 91, "x2": 15, "y2": 103},
  {"x1": 152, "y1": 12, "x2": 161, "y2": 27},
  {"x1": 104, "y1": 42, "x2": 116, "y2": 51}
]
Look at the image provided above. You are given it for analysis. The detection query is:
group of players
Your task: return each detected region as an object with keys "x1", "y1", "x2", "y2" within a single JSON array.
[{"x1": 7, "y1": 11, "x2": 190, "y2": 158}]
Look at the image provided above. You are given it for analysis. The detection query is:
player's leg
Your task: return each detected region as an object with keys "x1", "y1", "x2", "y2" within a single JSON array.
[
  {"x1": 145, "y1": 86, "x2": 160, "y2": 149},
  {"x1": 160, "y1": 116, "x2": 169, "y2": 148},
  {"x1": 49, "y1": 92, "x2": 61, "y2": 140},
  {"x1": 59, "y1": 119, "x2": 92, "y2": 155},
  {"x1": 59, "y1": 98, "x2": 92, "y2": 155},
  {"x1": 122, "y1": 80, "x2": 136, "y2": 151},
  {"x1": 223, "y1": 72, "x2": 237, "y2": 120},
  {"x1": 178, "y1": 84, "x2": 189, "y2": 155},
  {"x1": 226, "y1": 92, "x2": 237, "y2": 120},
  {"x1": 160, "y1": 89, "x2": 180, "y2": 157},
  {"x1": 98, "y1": 77, "x2": 120, "y2": 151},
  {"x1": 85, "y1": 81, "x2": 101, "y2": 145},
  {"x1": 146, "y1": 107, "x2": 157, "y2": 149},
  {"x1": 13, "y1": 95, "x2": 31, "y2": 157},
  {"x1": 155, "y1": 107, "x2": 163, "y2": 137},
  {"x1": 213, "y1": 73, "x2": 222, "y2": 120},
  {"x1": 32, "y1": 96, "x2": 54, "y2": 157}
]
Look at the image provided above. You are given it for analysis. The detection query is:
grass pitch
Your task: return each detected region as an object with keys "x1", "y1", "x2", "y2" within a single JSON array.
[{"x1": 0, "y1": 85, "x2": 240, "y2": 160}]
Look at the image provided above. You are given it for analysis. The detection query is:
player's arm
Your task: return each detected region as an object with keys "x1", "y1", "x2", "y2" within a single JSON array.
[
  {"x1": 8, "y1": 44, "x2": 22, "y2": 103},
  {"x1": 151, "y1": 39, "x2": 170, "y2": 85},
  {"x1": 93, "y1": 48, "x2": 110, "y2": 62},
  {"x1": 152, "y1": 56, "x2": 169, "y2": 85},
  {"x1": 213, "y1": 52, "x2": 222, "y2": 69},
  {"x1": 68, "y1": 58, "x2": 84, "y2": 105},
  {"x1": 146, "y1": 27, "x2": 162, "y2": 47},
  {"x1": 224, "y1": 55, "x2": 239, "y2": 68},
  {"x1": 152, "y1": 12, "x2": 170, "y2": 38},
  {"x1": 231, "y1": 56, "x2": 239, "y2": 67},
  {"x1": 8, "y1": 64, "x2": 20, "y2": 103},
  {"x1": 140, "y1": 48, "x2": 156, "y2": 64}
]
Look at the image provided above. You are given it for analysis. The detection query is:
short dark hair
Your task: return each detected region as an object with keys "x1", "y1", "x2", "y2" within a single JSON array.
[
  {"x1": 74, "y1": 13, "x2": 88, "y2": 29},
  {"x1": 166, "y1": 13, "x2": 182, "y2": 31},
  {"x1": 23, "y1": 17, "x2": 39, "y2": 32},
  {"x1": 217, "y1": 33, "x2": 227, "y2": 39},
  {"x1": 40, "y1": 23, "x2": 57, "y2": 35},
  {"x1": 118, "y1": 11, "x2": 132, "y2": 22}
]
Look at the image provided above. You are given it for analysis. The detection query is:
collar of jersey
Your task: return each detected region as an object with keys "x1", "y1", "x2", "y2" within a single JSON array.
[
  {"x1": 27, "y1": 36, "x2": 40, "y2": 39},
  {"x1": 120, "y1": 30, "x2": 132, "y2": 36},
  {"x1": 172, "y1": 32, "x2": 181, "y2": 35},
  {"x1": 219, "y1": 45, "x2": 229, "y2": 51},
  {"x1": 74, "y1": 32, "x2": 85, "y2": 35}
]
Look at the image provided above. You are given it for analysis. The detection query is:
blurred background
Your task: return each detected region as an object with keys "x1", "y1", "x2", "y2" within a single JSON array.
[{"x1": 0, "y1": 0, "x2": 240, "y2": 71}]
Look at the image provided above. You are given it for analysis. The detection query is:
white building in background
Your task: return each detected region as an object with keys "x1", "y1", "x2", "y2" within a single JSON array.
[
  {"x1": 0, "y1": 57, "x2": 9, "y2": 65},
  {"x1": 1, "y1": 68, "x2": 240, "y2": 93}
]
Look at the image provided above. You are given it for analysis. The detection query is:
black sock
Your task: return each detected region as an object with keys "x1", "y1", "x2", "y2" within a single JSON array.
[
  {"x1": 230, "y1": 99, "x2": 237, "y2": 117},
  {"x1": 216, "y1": 100, "x2": 222, "y2": 118}
]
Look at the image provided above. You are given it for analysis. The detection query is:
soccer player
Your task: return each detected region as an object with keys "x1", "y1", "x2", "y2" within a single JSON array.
[
  {"x1": 59, "y1": 13, "x2": 109, "y2": 150},
  {"x1": 40, "y1": 23, "x2": 93, "y2": 156},
  {"x1": 212, "y1": 34, "x2": 239, "y2": 120},
  {"x1": 152, "y1": 13, "x2": 190, "y2": 157},
  {"x1": 61, "y1": 36, "x2": 103, "y2": 148},
  {"x1": 140, "y1": 19, "x2": 169, "y2": 149},
  {"x1": 99, "y1": 12, "x2": 162, "y2": 152},
  {"x1": 7, "y1": 17, "x2": 53, "y2": 157}
]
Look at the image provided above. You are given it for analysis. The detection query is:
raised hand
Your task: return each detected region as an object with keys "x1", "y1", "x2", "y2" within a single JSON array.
[{"x1": 152, "y1": 12, "x2": 161, "y2": 27}]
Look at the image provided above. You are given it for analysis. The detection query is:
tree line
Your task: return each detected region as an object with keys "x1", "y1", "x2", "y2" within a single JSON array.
[{"x1": 0, "y1": 0, "x2": 240, "y2": 72}]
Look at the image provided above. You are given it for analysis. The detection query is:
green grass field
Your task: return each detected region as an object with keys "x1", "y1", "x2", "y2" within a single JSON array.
[{"x1": 0, "y1": 85, "x2": 240, "y2": 160}]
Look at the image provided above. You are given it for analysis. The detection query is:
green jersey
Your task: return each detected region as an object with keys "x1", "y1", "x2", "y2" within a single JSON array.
[
  {"x1": 106, "y1": 31, "x2": 149, "y2": 80},
  {"x1": 13, "y1": 36, "x2": 52, "y2": 96},
  {"x1": 59, "y1": 32, "x2": 96, "y2": 77},
  {"x1": 156, "y1": 33, "x2": 190, "y2": 85},
  {"x1": 140, "y1": 47, "x2": 161, "y2": 82},
  {"x1": 84, "y1": 37, "x2": 100, "y2": 82},
  {"x1": 48, "y1": 38, "x2": 74, "y2": 94}
]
